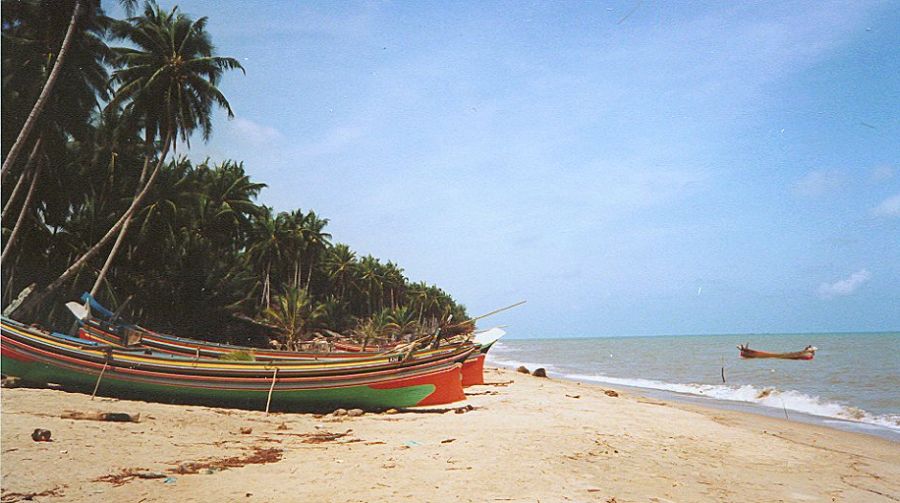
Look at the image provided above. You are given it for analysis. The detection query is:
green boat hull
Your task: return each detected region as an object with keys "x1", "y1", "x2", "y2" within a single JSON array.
[{"x1": 0, "y1": 353, "x2": 437, "y2": 411}]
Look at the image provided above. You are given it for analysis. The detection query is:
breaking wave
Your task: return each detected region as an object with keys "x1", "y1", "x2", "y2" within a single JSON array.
[{"x1": 485, "y1": 345, "x2": 900, "y2": 432}]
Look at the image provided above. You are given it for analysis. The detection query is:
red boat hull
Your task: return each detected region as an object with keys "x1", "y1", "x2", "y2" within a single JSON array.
[
  {"x1": 461, "y1": 353, "x2": 485, "y2": 386},
  {"x1": 738, "y1": 348, "x2": 815, "y2": 360}
]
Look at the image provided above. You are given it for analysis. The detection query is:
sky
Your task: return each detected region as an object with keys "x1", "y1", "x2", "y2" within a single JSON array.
[{"x1": 132, "y1": 1, "x2": 898, "y2": 337}]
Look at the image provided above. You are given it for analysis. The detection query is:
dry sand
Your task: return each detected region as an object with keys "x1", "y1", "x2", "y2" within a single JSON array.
[{"x1": 2, "y1": 366, "x2": 898, "y2": 502}]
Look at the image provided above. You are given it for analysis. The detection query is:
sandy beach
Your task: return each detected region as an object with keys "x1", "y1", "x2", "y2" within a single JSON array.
[{"x1": 2, "y1": 366, "x2": 898, "y2": 503}]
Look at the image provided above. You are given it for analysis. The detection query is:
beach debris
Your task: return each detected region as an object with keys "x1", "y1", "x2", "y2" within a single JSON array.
[
  {"x1": 454, "y1": 404, "x2": 475, "y2": 414},
  {"x1": 0, "y1": 487, "x2": 65, "y2": 502},
  {"x1": 239, "y1": 427, "x2": 253, "y2": 434},
  {"x1": 347, "y1": 408, "x2": 365, "y2": 417},
  {"x1": 136, "y1": 472, "x2": 167, "y2": 479},
  {"x1": 516, "y1": 365, "x2": 530, "y2": 374},
  {"x1": 604, "y1": 390, "x2": 619, "y2": 398},
  {"x1": 30, "y1": 429, "x2": 51, "y2": 442},
  {"x1": 276, "y1": 422, "x2": 289, "y2": 430},
  {"x1": 332, "y1": 408, "x2": 348, "y2": 417},
  {"x1": 565, "y1": 394, "x2": 581, "y2": 399},
  {"x1": 402, "y1": 440, "x2": 421, "y2": 447},
  {"x1": 302, "y1": 430, "x2": 352, "y2": 444},
  {"x1": 272, "y1": 429, "x2": 353, "y2": 443},
  {"x1": 61, "y1": 410, "x2": 140, "y2": 423},
  {"x1": 441, "y1": 438, "x2": 456, "y2": 444},
  {"x1": 1, "y1": 376, "x2": 20, "y2": 388},
  {"x1": 465, "y1": 390, "x2": 499, "y2": 396},
  {"x1": 384, "y1": 408, "x2": 399, "y2": 415},
  {"x1": 482, "y1": 380, "x2": 513, "y2": 387},
  {"x1": 94, "y1": 469, "x2": 167, "y2": 486},
  {"x1": 171, "y1": 447, "x2": 283, "y2": 475},
  {"x1": 163, "y1": 477, "x2": 177, "y2": 484},
  {"x1": 532, "y1": 368, "x2": 547, "y2": 378}
]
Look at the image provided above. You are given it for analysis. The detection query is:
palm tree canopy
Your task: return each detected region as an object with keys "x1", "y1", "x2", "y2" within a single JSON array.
[{"x1": 107, "y1": 1, "x2": 244, "y2": 147}]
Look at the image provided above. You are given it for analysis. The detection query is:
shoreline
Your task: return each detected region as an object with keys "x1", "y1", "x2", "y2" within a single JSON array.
[
  {"x1": 523, "y1": 369, "x2": 900, "y2": 442},
  {"x1": 486, "y1": 334, "x2": 900, "y2": 441},
  {"x1": 2, "y1": 366, "x2": 899, "y2": 502}
]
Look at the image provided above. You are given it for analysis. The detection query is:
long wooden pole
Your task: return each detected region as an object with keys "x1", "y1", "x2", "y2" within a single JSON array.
[
  {"x1": 265, "y1": 368, "x2": 279, "y2": 414},
  {"x1": 91, "y1": 355, "x2": 110, "y2": 400},
  {"x1": 449, "y1": 300, "x2": 526, "y2": 328}
]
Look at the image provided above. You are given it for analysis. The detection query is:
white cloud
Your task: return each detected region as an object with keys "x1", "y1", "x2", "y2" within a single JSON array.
[
  {"x1": 793, "y1": 170, "x2": 843, "y2": 197},
  {"x1": 231, "y1": 117, "x2": 283, "y2": 146},
  {"x1": 872, "y1": 193, "x2": 900, "y2": 218},
  {"x1": 817, "y1": 269, "x2": 871, "y2": 299},
  {"x1": 870, "y1": 165, "x2": 894, "y2": 182},
  {"x1": 293, "y1": 123, "x2": 367, "y2": 160}
]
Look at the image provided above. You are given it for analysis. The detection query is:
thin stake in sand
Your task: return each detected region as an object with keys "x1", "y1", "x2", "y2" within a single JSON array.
[
  {"x1": 91, "y1": 357, "x2": 109, "y2": 400},
  {"x1": 265, "y1": 367, "x2": 278, "y2": 414}
]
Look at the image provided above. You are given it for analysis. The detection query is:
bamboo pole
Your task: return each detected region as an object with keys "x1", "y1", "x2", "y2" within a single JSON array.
[
  {"x1": 448, "y1": 300, "x2": 526, "y2": 329},
  {"x1": 265, "y1": 368, "x2": 279, "y2": 414},
  {"x1": 91, "y1": 354, "x2": 110, "y2": 400}
]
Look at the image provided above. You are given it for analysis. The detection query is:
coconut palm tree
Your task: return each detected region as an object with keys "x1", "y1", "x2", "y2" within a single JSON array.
[
  {"x1": 9, "y1": 2, "x2": 246, "y2": 318},
  {"x1": 246, "y1": 208, "x2": 294, "y2": 310},
  {"x1": 357, "y1": 255, "x2": 383, "y2": 316},
  {"x1": 381, "y1": 261, "x2": 406, "y2": 310},
  {"x1": 1, "y1": 0, "x2": 111, "y2": 263},
  {"x1": 2, "y1": 0, "x2": 86, "y2": 177},
  {"x1": 301, "y1": 210, "x2": 331, "y2": 290},
  {"x1": 355, "y1": 310, "x2": 393, "y2": 351},
  {"x1": 84, "y1": 1, "x2": 244, "y2": 298},
  {"x1": 195, "y1": 160, "x2": 265, "y2": 251},
  {"x1": 325, "y1": 243, "x2": 356, "y2": 302},
  {"x1": 387, "y1": 305, "x2": 419, "y2": 341},
  {"x1": 263, "y1": 286, "x2": 326, "y2": 350},
  {"x1": 281, "y1": 209, "x2": 307, "y2": 290}
]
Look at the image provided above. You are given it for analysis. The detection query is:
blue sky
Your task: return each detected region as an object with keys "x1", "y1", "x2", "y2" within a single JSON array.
[{"x1": 140, "y1": 1, "x2": 898, "y2": 337}]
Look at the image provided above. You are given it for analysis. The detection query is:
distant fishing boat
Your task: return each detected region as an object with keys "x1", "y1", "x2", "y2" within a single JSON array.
[{"x1": 738, "y1": 343, "x2": 816, "y2": 360}]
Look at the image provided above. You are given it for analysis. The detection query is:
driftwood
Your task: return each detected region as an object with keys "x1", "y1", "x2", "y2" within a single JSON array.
[{"x1": 61, "y1": 410, "x2": 141, "y2": 422}]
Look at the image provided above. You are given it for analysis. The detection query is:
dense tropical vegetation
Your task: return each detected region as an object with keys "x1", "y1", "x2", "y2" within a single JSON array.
[{"x1": 1, "y1": 0, "x2": 467, "y2": 347}]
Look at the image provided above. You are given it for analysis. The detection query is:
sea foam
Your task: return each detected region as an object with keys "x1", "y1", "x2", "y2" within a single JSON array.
[{"x1": 485, "y1": 344, "x2": 900, "y2": 432}]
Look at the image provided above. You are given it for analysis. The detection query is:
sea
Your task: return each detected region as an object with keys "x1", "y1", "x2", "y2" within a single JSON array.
[{"x1": 486, "y1": 332, "x2": 900, "y2": 441}]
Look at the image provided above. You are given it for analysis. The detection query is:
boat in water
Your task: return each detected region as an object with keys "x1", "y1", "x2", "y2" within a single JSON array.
[{"x1": 738, "y1": 343, "x2": 816, "y2": 360}]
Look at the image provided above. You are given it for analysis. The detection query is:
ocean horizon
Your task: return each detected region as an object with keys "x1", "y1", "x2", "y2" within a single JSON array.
[{"x1": 487, "y1": 331, "x2": 900, "y2": 440}]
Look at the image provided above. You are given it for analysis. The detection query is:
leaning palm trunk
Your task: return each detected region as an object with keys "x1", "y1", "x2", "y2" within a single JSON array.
[
  {"x1": 1, "y1": 156, "x2": 45, "y2": 264},
  {"x1": 1, "y1": 1, "x2": 82, "y2": 178},
  {"x1": 87, "y1": 137, "x2": 158, "y2": 298},
  {"x1": 10, "y1": 133, "x2": 172, "y2": 318},
  {"x1": 1, "y1": 138, "x2": 43, "y2": 221}
]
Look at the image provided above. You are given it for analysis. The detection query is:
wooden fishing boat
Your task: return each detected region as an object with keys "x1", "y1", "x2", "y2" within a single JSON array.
[
  {"x1": 8, "y1": 320, "x2": 475, "y2": 380},
  {"x1": 79, "y1": 318, "x2": 494, "y2": 387},
  {"x1": 737, "y1": 343, "x2": 816, "y2": 360},
  {"x1": 0, "y1": 318, "x2": 467, "y2": 410},
  {"x1": 71, "y1": 296, "x2": 503, "y2": 386}
]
